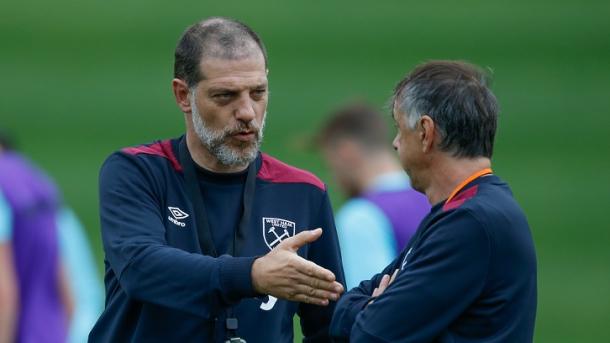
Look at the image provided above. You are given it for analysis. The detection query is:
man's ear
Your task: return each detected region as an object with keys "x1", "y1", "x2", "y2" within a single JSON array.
[
  {"x1": 172, "y1": 78, "x2": 191, "y2": 113},
  {"x1": 419, "y1": 115, "x2": 436, "y2": 153}
]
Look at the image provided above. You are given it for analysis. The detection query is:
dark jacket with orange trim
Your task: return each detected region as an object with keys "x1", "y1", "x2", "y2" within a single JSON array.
[
  {"x1": 330, "y1": 175, "x2": 537, "y2": 343},
  {"x1": 89, "y1": 136, "x2": 345, "y2": 343}
]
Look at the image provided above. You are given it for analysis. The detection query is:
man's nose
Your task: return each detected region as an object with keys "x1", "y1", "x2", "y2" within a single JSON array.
[{"x1": 235, "y1": 96, "x2": 256, "y2": 123}]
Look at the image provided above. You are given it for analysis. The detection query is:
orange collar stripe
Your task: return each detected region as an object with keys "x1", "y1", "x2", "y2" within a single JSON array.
[{"x1": 445, "y1": 168, "x2": 493, "y2": 204}]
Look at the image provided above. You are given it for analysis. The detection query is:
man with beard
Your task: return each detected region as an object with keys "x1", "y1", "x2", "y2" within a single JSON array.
[{"x1": 89, "y1": 17, "x2": 345, "y2": 342}]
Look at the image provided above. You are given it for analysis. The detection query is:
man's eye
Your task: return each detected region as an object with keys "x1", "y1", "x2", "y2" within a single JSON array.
[{"x1": 214, "y1": 93, "x2": 232, "y2": 100}]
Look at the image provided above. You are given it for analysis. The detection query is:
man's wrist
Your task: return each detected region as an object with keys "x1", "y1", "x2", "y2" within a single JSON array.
[
  {"x1": 250, "y1": 256, "x2": 265, "y2": 295},
  {"x1": 218, "y1": 255, "x2": 259, "y2": 302}
]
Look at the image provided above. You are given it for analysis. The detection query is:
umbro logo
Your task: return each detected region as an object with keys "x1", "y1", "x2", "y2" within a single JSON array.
[
  {"x1": 169, "y1": 207, "x2": 189, "y2": 220},
  {"x1": 168, "y1": 206, "x2": 189, "y2": 227}
]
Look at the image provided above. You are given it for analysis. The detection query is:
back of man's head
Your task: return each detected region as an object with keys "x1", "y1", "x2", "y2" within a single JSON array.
[
  {"x1": 318, "y1": 102, "x2": 390, "y2": 152},
  {"x1": 174, "y1": 17, "x2": 267, "y2": 88},
  {"x1": 393, "y1": 60, "x2": 499, "y2": 159}
]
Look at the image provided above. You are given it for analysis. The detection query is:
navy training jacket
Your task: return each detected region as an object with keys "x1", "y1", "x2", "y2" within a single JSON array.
[
  {"x1": 89, "y1": 136, "x2": 345, "y2": 342},
  {"x1": 330, "y1": 174, "x2": 537, "y2": 342}
]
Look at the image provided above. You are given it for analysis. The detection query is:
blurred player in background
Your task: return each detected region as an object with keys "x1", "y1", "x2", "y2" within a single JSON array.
[
  {"x1": 318, "y1": 103, "x2": 429, "y2": 288},
  {"x1": 0, "y1": 130, "x2": 71, "y2": 343},
  {"x1": 0, "y1": 130, "x2": 102, "y2": 343}
]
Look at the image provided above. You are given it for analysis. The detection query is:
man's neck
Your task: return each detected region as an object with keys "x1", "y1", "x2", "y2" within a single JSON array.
[
  {"x1": 186, "y1": 132, "x2": 249, "y2": 174},
  {"x1": 425, "y1": 156, "x2": 492, "y2": 205}
]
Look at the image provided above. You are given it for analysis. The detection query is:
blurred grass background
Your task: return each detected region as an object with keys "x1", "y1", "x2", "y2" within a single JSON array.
[{"x1": 1, "y1": 0, "x2": 609, "y2": 341}]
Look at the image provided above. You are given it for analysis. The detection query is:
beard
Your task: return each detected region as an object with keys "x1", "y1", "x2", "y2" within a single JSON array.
[{"x1": 190, "y1": 93, "x2": 265, "y2": 167}]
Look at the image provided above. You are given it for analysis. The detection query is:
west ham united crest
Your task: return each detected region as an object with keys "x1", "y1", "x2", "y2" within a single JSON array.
[{"x1": 262, "y1": 217, "x2": 295, "y2": 250}]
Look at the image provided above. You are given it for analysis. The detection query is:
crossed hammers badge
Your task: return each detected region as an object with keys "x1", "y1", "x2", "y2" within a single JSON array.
[{"x1": 262, "y1": 217, "x2": 296, "y2": 250}]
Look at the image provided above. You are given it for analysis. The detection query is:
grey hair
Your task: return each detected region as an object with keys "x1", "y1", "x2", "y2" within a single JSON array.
[
  {"x1": 397, "y1": 82, "x2": 432, "y2": 129},
  {"x1": 392, "y1": 60, "x2": 498, "y2": 159}
]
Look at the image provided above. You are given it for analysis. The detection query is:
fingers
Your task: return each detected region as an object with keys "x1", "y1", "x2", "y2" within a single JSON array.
[
  {"x1": 302, "y1": 275, "x2": 344, "y2": 295},
  {"x1": 293, "y1": 283, "x2": 340, "y2": 302},
  {"x1": 378, "y1": 274, "x2": 391, "y2": 290},
  {"x1": 284, "y1": 260, "x2": 343, "y2": 306},
  {"x1": 297, "y1": 257, "x2": 336, "y2": 282},
  {"x1": 292, "y1": 260, "x2": 343, "y2": 294},
  {"x1": 371, "y1": 271, "x2": 400, "y2": 300},
  {"x1": 303, "y1": 274, "x2": 343, "y2": 293},
  {"x1": 389, "y1": 269, "x2": 399, "y2": 285},
  {"x1": 278, "y1": 228, "x2": 323, "y2": 252},
  {"x1": 277, "y1": 281, "x2": 343, "y2": 306},
  {"x1": 372, "y1": 274, "x2": 390, "y2": 297},
  {"x1": 293, "y1": 294, "x2": 330, "y2": 306},
  {"x1": 275, "y1": 279, "x2": 343, "y2": 306},
  {"x1": 290, "y1": 279, "x2": 344, "y2": 306}
]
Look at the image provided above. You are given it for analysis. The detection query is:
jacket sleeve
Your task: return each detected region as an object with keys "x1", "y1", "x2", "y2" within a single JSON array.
[
  {"x1": 99, "y1": 153, "x2": 257, "y2": 319},
  {"x1": 348, "y1": 210, "x2": 490, "y2": 342},
  {"x1": 296, "y1": 190, "x2": 346, "y2": 343},
  {"x1": 329, "y1": 255, "x2": 401, "y2": 340}
]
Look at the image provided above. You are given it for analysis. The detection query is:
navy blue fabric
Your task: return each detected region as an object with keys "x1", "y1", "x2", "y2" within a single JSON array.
[
  {"x1": 330, "y1": 175, "x2": 537, "y2": 343},
  {"x1": 89, "y1": 137, "x2": 345, "y2": 342}
]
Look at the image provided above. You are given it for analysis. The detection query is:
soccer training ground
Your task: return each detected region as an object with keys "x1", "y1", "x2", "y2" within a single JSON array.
[{"x1": 2, "y1": 1, "x2": 608, "y2": 341}]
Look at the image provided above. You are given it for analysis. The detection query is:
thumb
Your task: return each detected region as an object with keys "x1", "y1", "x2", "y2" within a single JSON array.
[{"x1": 278, "y1": 228, "x2": 323, "y2": 252}]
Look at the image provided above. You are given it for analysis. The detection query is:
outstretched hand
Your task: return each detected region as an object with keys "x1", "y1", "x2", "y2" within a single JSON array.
[{"x1": 251, "y1": 228, "x2": 344, "y2": 306}]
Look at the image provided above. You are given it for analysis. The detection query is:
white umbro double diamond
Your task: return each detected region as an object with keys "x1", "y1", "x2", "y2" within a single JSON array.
[
  {"x1": 168, "y1": 206, "x2": 189, "y2": 227},
  {"x1": 168, "y1": 207, "x2": 189, "y2": 220}
]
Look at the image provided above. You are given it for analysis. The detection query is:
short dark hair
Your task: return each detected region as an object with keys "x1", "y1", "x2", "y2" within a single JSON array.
[
  {"x1": 393, "y1": 60, "x2": 498, "y2": 158},
  {"x1": 318, "y1": 102, "x2": 390, "y2": 151},
  {"x1": 174, "y1": 17, "x2": 268, "y2": 88}
]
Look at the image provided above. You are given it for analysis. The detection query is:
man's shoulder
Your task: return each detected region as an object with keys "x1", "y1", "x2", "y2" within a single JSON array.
[
  {"x1": 116, "y1": 138, "x2": 182, "y2": 172},
  {"x1": 257, "y1": 153, "x2": 326, "y2": 191},
  {"x1": 440, "y1": 176, "x2": 513, "y2": 212},
  {"x1": 99, "y1": 138, "x2": 182, "y2": 187},
  {"x1": 458, "y1": 178, "x2": 523, "y2": 220},
  {"x1": 432, "y1": 176, "x2": 528, "y2": 243},
  {"x1": 104, "y1": 139, "x2": 182, "y2": 172}
]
